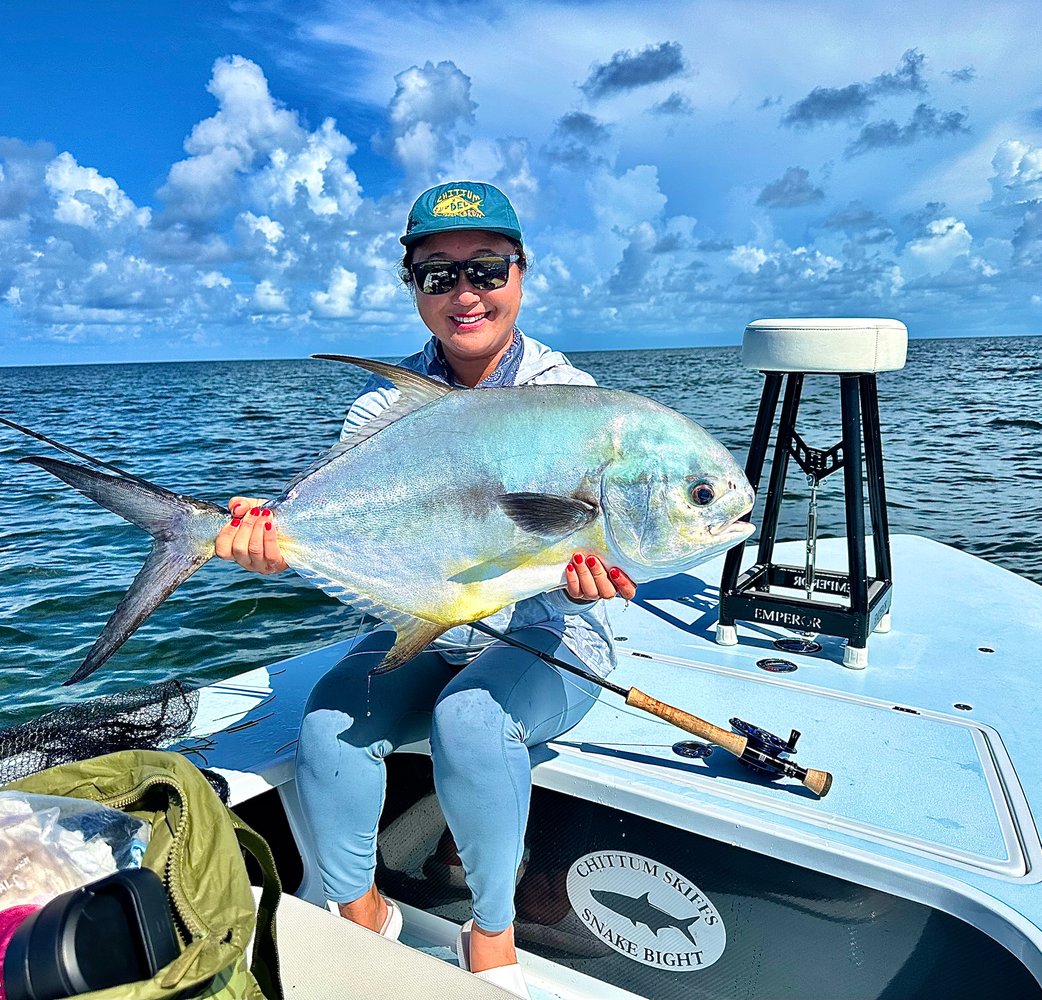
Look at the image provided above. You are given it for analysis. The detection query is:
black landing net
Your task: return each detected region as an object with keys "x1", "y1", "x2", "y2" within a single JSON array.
[{"x1": 0, "y1": 680, "x2": 225, "y2": 800}]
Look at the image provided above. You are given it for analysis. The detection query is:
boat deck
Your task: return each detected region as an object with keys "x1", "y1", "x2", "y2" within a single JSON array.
[{"x1": 186, "y1": 535, "x2": 1042, "y2": 994}]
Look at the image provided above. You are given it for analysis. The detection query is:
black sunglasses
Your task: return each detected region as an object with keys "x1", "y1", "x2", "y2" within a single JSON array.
[{"x1": 411, "y1": 253, "x2": 520, "y2": 296}]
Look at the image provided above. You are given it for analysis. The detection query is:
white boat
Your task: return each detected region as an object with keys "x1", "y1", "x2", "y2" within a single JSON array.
[
  {"x1": 5, "y1": 319, "x2": 1042, "y2": 999},
  {"x1": 182, "y1": 532, "x2": 1042, "y2": 1000},
  {"x1": 172, "y1": 320, "x2": 1042, "y2": 999}
]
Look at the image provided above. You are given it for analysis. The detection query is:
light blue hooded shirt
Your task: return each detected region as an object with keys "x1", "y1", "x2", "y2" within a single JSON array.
[{"x1": 341, "y1": 330, "x2": 616, "y2": 677}]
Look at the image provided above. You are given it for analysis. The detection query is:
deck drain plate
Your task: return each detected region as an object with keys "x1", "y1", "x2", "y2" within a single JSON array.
[
  {"x1": 672, "y1": 741, "x2": 714, "y2": 759},
  {"x1": 773, "y1": 637, "x2": 822, "y2": 654}
]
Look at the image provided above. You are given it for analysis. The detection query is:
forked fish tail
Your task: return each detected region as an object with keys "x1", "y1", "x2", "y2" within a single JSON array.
[
  {"x1": 676, "y1": 916, "x2": 701, "y2": 948},
  {"x1": 21, "y1": 455, "x2": 227, "y2": 684}
]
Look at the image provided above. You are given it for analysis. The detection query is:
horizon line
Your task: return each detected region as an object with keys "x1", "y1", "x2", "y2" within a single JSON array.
[{"x1": 1, "y1": 330, "x2": 1039, "y2": 371}]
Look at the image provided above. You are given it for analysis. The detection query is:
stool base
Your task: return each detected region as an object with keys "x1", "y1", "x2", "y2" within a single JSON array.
[{"x1": 715, "y1": 624, "x2": 739, "y2": 646}]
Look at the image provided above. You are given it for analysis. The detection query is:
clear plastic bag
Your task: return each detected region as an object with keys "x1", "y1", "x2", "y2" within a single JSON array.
[{"x1": 0, "y1": 792, "x2": 151, "y2": 909}]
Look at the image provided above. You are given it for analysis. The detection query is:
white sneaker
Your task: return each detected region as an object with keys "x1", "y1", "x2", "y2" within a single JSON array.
[
  {"x1": 325, "y1": 896, "x2": 403, "y2": 941},
  {"x1": 455, "y1": 919, "x2": 531, "y2": 999}
]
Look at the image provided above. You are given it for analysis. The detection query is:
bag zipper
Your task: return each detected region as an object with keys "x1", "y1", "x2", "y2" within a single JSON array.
[{"x1": 105, "y1": 774, "x2": 206, "y2": 941}]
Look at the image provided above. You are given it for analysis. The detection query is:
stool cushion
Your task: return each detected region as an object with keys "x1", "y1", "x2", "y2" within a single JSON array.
[{"x1": 742, "y1": 318, "x2": 907, "y2": 373}]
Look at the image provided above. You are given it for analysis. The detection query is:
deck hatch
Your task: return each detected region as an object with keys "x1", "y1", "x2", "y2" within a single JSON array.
[{"x1": 549, "y1": 652, "x2": 1033, "y2": 880}]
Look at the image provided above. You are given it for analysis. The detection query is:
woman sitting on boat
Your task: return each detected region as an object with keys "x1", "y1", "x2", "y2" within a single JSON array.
[{"x1": 215, "y1": 181, "x2": 635, "y2": 998}]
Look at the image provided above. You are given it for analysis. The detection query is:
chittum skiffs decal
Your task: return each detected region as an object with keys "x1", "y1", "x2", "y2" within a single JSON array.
[{"x1": 566, "y1": 850, "x2": 726, "y2": 971}]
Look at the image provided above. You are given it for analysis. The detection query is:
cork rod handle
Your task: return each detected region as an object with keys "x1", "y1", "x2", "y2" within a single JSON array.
[
  {"x1": 802, "y1": 768, "x2": 833, "y2": 797},
  {"x1": 625, "y1": 687, "x2": 747, "y2": 757}
]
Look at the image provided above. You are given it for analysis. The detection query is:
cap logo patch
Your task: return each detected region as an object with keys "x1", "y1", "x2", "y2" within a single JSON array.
[{"x1": 432, "y1": 188, "x2": 484, "y2": 218}]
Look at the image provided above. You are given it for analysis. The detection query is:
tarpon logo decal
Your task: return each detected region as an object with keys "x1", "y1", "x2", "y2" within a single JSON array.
[
  {"x1": 590, "y1": 889, "x2": 702, "y2": 947},
  {"x1": 432, "y1": 188, "x2": 484, "y2": 218},
  {"x1": 566, "y1": 851, "x2": 726, "y2": 971}
]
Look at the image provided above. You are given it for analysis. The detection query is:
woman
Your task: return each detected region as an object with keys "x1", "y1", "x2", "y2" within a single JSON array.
[{"x1": 216, "y1": 181, "x2": 635, "y2": 998}]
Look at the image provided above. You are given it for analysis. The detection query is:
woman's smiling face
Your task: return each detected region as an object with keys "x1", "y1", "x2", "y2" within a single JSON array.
[{"x1": 411, "y1": 229, "x2": 523, "y2": 379}]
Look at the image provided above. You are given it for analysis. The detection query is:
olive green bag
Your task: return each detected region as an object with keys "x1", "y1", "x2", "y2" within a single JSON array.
[{"x1": 4, "y1": 749, "x2": 283, "y2": 1000}]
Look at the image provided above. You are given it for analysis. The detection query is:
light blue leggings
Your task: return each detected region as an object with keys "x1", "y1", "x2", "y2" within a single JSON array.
[{"x1": 294, "y1": 626, "x2": 601, "y2": 932}]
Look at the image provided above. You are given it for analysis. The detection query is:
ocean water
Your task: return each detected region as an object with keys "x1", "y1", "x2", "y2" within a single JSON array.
[{"x1": 0, "y1": 337, "x2": 1039, "y2": 727}]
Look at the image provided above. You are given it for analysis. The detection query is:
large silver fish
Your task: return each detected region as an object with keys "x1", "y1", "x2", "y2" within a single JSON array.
[{"x1": 2, "y1": 357, "x2": 754, "y2": 683}]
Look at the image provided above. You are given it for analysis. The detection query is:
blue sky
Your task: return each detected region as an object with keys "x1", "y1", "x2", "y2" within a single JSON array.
[{"x1": 1, "y1": 1, "x2": 1040, "y2": 365}]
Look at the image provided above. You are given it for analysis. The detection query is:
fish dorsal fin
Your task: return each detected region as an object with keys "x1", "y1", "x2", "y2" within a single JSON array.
[
  {"x1": 313, "y1": 355, "x2": 453, "y2": 408},
  {"x1": 497, "y1": 492, "x2": 599, "y2": 539},
  {"x1": 283, "y1": 357, "x2": 455, "y2": 492}
]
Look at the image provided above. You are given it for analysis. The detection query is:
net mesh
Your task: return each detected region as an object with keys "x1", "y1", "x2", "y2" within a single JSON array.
[{"x1": 0, "y1": 680, "x2": 201, "y2": 787}]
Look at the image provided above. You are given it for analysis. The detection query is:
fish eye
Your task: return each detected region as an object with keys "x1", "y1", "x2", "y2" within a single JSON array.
[{"x1": 688, "y1": 482, "x2": 715, "y2": 506}]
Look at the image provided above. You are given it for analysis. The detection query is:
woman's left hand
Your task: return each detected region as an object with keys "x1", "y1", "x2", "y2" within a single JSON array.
[{"x1": 565, "y1": 553, "x2": 637, "y2": 602}]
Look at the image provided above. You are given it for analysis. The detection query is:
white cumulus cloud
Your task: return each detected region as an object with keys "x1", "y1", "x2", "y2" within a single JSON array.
[
  {"x1": 987, "y1": 140, "x2": 1042, "y2": 213},
  {"x1": 385, "y1": 61, "x2": 476, "y2": 179},
  {"x1": 905, "y1": 216, "x2": 973, "y2": 272},
  {"x1": 729, "y1": 244, "x2": 770, "y2": 273},
  {"x1": 200, "y1": 270, "x2": 231, "y2": 289},
  {"x1": 311, "y1": 266, "x2": 358, "y2": 318},
  {"x1": 3, "y1": 29, "x2": 1042, "y2": 358},
  {"x1": 0, "y1": 56, "x2": 387, "y2": 344},
  {"x1": 160, "y1": 55, "x2": 302, "y2": 221},
  {"x1": 45, "y1": 152, "x2": 150, "y2": 229},
  {"x1": 251, "y1": 279, "x2": 290, "y2": 313}
]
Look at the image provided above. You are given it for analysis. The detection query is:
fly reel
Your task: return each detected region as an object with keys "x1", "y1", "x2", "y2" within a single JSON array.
[{"x1": 730, "y1": 718, "x2": 803, "y2": 780}]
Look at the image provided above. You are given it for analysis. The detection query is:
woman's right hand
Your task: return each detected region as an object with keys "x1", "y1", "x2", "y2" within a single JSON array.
[{"x1": 215, "y1": 496, "x2": 288, "y2": 575}]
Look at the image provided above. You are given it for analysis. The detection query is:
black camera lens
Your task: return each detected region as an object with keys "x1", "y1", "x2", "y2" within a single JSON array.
[{"x1": 2, "y1": 869, "x2": 181, "y2": 1000}]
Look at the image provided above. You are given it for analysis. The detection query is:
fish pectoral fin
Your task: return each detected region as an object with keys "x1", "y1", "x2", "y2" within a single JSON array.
[
  {"x1": 370, "y1": 617, "x2": 448, "y2": 675},
  {"x1": 448, "y1": 541, "x2": 547, "y2": 584},
  {"x1": 497, "y1": 492, "x2": 599, "y2": 539}
]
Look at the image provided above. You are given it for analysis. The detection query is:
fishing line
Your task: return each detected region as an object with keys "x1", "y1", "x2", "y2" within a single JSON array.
[
  {"x1": 552, "y1": 669, "x2": 678, "y2": 733},
  {"x1": 403, "y1": 624, "x2": 664, "y2": 726},
  {"x1": 468, "y1": 621, "x2": 677, "y2": 732},
  {"x1": 0, "y1": 415, "x2": 154, "y2": 487},
  {"x1": 384, "y1": 621, "x2": 832, "y2": 795}
]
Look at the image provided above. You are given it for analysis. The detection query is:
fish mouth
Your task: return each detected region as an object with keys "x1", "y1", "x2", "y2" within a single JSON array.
[{"x1": 709, "y1": 514, "x2": 755, "y2": 540}]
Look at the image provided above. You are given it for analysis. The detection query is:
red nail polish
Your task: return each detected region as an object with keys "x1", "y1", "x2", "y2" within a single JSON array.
[
  {"x1": 232, "y1": 503, "x2": 242, "y2": 514},
  {"x1": 586, "y1": 556, "x2": 597, "y2": 568},
  {"x1": 573, "y1": 553, "x2": 584, "y2": 565},
  {"x1": 566, "y1": 563, "x2": 575, "y2": 573},
  {"x1": 264, "y1": 522, "x2": 272, "y2": 531},
  {"x1": 262, "y1": 509, "x2": 271, "y2": 517},
  {"x1": 231, "y1": 518, "x2": 241, "y2": 527},
  {"x1": 250, "y1": 508, "x2": 260, "y2": 516},
  {"x1": 609, "y1": 567, "x2": 620, "y2": 580}
]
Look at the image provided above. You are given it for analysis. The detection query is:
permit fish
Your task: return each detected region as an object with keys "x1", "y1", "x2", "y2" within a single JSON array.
[
  {"x1": 589, "y1": 889, "x2": 702, "y2": 947},
  {"x1": 2, "y1": 356, "x2": 754, "y2": 684}
]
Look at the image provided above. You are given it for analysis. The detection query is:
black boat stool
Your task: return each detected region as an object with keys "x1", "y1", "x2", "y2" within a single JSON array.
[{"x1": 716, "y1": 318, "x2": 907, "y2": 668}]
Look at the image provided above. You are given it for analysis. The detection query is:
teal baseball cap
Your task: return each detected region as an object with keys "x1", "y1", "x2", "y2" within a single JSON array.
[{"x1": 400, "y1": 181, "x2": 523, "y2": 247}]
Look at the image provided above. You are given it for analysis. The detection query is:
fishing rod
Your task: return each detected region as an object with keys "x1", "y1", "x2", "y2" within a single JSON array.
[{"x1": 469, "y1": 621, "x2": 833, "y2": 798}]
